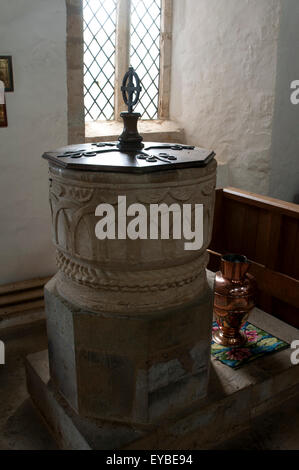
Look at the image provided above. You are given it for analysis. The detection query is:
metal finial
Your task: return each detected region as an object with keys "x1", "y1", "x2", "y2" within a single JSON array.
[{"x1": 120, "y1": 66, "x2": 141, "y2": 113}]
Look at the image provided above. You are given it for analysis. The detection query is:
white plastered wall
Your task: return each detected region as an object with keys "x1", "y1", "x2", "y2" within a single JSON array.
[
  {"x1": 0, "y1": 0, "x2": 68, "y2": 284},
  {"x1": 170, "y1": 0, "x2": 281, "y2": 194}
]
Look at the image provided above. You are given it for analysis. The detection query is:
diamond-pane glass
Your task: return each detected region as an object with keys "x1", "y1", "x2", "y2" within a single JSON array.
[
  {"x1": 83, "y1": 0, "x2": 117, "y2": 121},
  {"x1": 130, "y1": 0, "x2": 161, "y2": 119}
]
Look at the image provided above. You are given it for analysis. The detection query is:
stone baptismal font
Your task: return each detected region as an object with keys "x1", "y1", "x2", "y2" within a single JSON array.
[{"x1": 25, "y1": 67, "x2": 217, "y2": 449}]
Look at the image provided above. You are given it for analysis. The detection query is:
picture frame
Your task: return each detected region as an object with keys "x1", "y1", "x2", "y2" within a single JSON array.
[
  {"x1": 0, "y1": 56, "x2": 14, "y2": 92},
  {"x1": 0, "y1": 104, "x2": 8, "y2": 127}
]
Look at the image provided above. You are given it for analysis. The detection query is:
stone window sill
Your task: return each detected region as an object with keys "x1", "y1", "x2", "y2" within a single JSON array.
[{"x1": 85, "y1": 120, "x2": 185, "y2": 144}]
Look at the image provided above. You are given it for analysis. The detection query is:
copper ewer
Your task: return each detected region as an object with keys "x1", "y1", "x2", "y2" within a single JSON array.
[{"x1": 213, "y1": 254, "x2": 256, "y2": 347}]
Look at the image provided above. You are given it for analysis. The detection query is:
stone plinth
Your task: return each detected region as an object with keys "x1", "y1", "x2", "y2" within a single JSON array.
[
  {"x1": 45, "y1": 275, "x2": 213, "y2": 425},
  {"x1": 25, "y1": 301, "x2": 299, "y2": 450}
]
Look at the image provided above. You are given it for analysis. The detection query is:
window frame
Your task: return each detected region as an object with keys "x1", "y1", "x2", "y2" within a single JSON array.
[{"x1": 66, "y1": 0, "x2": 173, "y2": 144}]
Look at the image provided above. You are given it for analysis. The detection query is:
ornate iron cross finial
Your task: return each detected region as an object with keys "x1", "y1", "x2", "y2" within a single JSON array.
[{"x1": 121, "y1": 66, "x2": 141, "y2": 113}]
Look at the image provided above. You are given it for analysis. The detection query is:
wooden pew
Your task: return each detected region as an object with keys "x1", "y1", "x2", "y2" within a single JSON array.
[{"x1": 208, "y1": 187, "x2": 299, "y2": 328}]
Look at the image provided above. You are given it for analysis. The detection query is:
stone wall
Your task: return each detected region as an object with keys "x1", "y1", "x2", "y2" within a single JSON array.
[
  {"x1": 170, "y1": 0, "x2": 281, "y2": 195},
  {"x1": 0, "y1": 0, "x2": 67, "y2": 284}
]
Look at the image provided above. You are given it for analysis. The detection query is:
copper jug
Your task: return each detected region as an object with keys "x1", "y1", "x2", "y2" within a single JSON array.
[{"x1": 213, "y1": 254, "x2": 256, "y2": 347}]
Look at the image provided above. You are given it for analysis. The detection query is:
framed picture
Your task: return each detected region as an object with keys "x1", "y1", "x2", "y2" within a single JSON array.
[{"x1": 0, "y1": 56, "x2": 14, "y2": 92}]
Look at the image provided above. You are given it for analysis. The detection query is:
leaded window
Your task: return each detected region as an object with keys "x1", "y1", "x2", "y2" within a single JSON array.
[
  {"x1": 83, "y1": 0, "x2": 163, "y2": 121},
  {"x1": 83, "y1": 0, "x2": 117, "y2": 120}
]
